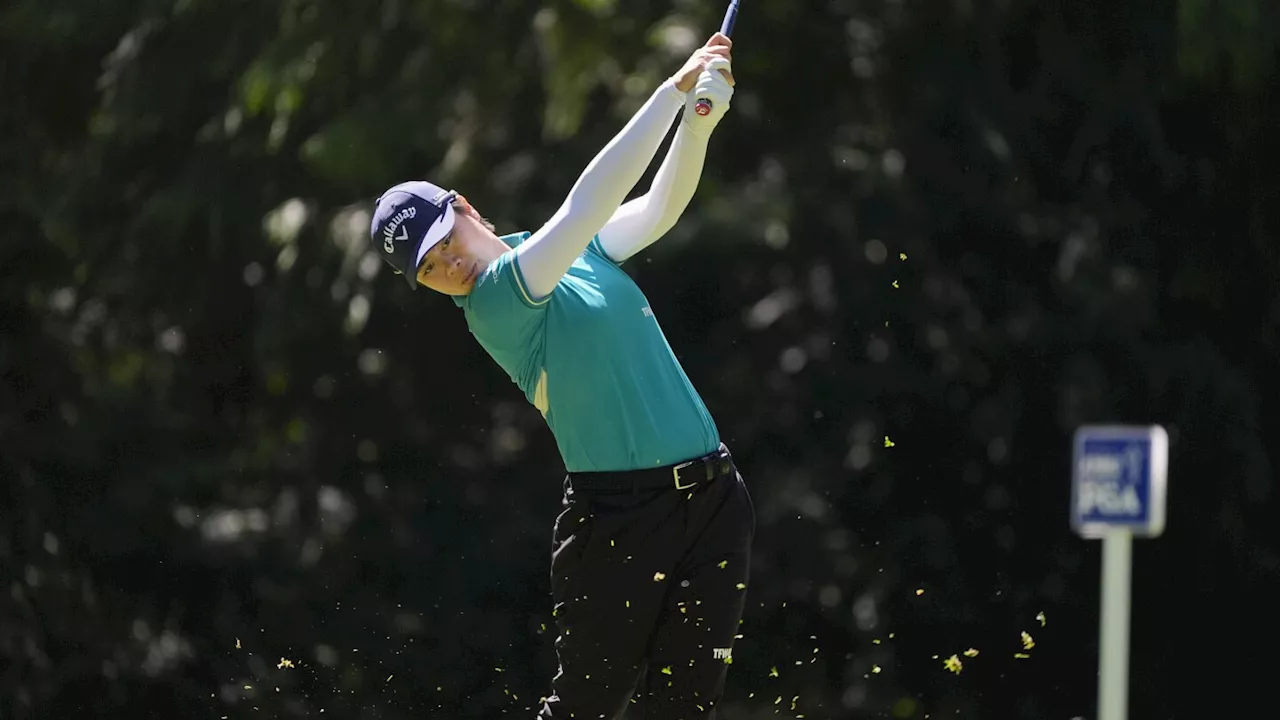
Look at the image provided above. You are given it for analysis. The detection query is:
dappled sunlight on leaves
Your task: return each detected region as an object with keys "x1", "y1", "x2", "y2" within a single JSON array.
[{"x1": 1, "y1": 0, "x2": 1276, "y2": 718}]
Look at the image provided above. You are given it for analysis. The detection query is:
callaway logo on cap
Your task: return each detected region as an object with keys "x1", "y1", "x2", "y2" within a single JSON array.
[{"x1": 369, "y1": 180, "x2": 458, "y2": 289}]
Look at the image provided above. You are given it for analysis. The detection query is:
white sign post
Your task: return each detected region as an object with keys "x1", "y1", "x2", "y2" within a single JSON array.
[{"x1": 1070, "y1": 424, "x2": 1168, "y2": 720}]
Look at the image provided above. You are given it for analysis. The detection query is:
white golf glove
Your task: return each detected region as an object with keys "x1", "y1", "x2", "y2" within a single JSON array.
[{"x1": 682, "y1": 56, "x2": 734, "y2": 136}]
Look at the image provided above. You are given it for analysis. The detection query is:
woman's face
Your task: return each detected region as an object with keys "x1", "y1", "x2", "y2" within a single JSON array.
[{"x1": 415, "y1": 198, "x2": 505, "y2": 296}]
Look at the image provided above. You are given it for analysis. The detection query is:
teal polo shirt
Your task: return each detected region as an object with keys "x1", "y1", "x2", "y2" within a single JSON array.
[{"x1": 455, "y1": 232, "x2": 720, "y2": 473}]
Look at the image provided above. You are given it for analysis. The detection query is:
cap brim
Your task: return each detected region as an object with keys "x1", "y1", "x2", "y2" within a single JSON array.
[{"x1": 403, "y1": 203, "x2": 457, "y2": 290}]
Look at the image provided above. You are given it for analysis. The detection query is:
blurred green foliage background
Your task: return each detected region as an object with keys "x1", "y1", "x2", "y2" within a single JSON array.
[{"x1": 1, "y1": 0, "x2": 1277, "y2": 718}]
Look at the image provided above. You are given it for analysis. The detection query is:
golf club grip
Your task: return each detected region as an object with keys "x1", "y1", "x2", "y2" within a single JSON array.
[
  {"x1": 694, "y1": 0, "x2": 740, "y2": 117},
  {"x1": 720, "y1": 0, "x2": 740, "y2": 37}
]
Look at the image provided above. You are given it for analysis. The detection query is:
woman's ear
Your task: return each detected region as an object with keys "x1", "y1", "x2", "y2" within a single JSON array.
[
  {"x1": 454, "y1": 195, "x2": 477, "y2": 217},
  {"x1": 453, "y1": 195, "x2": 496, "y2": 233}
]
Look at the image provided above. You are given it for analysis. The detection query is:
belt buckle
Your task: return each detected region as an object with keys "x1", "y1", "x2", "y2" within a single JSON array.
[{"x1": 672, "y1": 460, "x2": 698, "y2": 490}]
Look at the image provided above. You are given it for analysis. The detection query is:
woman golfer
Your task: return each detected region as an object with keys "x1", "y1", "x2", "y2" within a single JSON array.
[{"x1": 370, "y1": 32, "x2": 753, "y2": 719}]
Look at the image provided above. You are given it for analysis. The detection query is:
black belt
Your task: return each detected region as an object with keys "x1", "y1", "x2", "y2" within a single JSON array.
[{"x1": 567, "y1": 444, "x2": 735, "y2": 495}]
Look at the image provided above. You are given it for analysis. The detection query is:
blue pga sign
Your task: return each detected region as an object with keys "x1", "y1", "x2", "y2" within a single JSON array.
[{"x1": 1071, "y1": 425, "x2": 1169, "y2": 539}]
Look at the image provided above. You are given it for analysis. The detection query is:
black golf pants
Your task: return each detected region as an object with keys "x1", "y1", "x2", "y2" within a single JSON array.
[{"x1": 538, "y1": 445, "x2": 755, "y2": 720}]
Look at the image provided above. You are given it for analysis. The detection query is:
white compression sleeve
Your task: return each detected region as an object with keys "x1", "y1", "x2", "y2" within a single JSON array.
[
  {"x1": 595, "y1": 116, "x2": 710, "y2": 263},
  {"x1": 515, "y1": 80, "x2": 685, "y2": 299},
  {"x1": 597, "y1": 61, "x2": 734, "y2": 263}
]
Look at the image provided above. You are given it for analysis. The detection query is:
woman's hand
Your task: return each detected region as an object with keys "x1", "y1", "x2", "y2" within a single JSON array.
[{"x1": 670, "y1": 33, "x2": 735, "y2": 93}]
